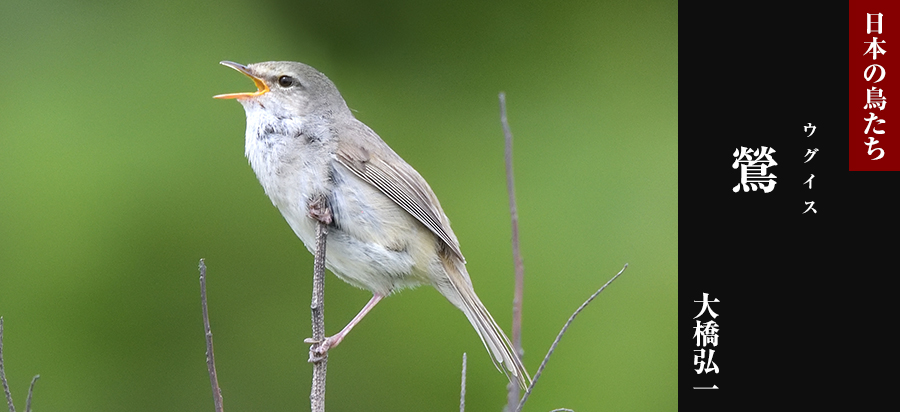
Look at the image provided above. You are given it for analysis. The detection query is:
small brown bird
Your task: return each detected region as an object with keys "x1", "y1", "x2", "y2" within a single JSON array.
[{"x1": 215, "y1": 61, "x2": 530, "y2": 388}]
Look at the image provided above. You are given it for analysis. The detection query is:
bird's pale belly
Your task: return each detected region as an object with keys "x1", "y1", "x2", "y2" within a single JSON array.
[{"x1": 274, "y1": 163, "x2": 436, "y2": 296}]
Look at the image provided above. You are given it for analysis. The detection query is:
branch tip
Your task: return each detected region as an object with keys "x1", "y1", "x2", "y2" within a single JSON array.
[
  {"x1": 198, "y1": 259, "x2": 224, "y2": 412},
  {"x1": 459, "y1": 353, "x2": 467, "y2": 412}
]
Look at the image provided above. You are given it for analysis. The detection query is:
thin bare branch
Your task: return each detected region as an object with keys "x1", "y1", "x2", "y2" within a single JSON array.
[
  {"x1": 309, "y1": 203, "x2": 330, "y2": 412},
  {"x1": 500, "y1": 92, "x2": 526, "y2": 409},
  {"x1": 0, "y1": 317, "x2": 15, "y2": 412},
  {"x1": 24, "y1": 376, "x2": 38, "y2": 412},
  {"x1": 199, "y1": 259, "x2": 224, "y2": 412},
  {"x1": 459, "y1": 353, "x2": 467, "y2": 412},
  {"x1": 0, "y1": 320, "x2": 39, "y2": 412},
  {"x1": 516, "y1": 264, "x2": 628, "y2": 412}
]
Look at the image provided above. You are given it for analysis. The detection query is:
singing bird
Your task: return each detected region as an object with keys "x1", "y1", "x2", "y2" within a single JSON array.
[{"x1": 215, "y1": 61, "x2": 530, "y2": 388}]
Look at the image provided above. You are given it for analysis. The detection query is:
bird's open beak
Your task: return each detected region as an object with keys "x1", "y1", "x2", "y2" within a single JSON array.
[{"x1": 213, "y1": 61, "x2": 270, "y2": 99}]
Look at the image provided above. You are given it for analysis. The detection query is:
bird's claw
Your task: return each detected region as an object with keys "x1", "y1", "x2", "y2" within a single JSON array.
[
  {"x1": 307, "y1": 197, "x2": 332, "y2": 225},
  {"x1": 305, "y1": 336, "x2": 335, "y2": 362}
]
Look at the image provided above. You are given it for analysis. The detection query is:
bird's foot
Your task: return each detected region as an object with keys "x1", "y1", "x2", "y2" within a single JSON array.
[
  {"x1": 304, "y1": 335, "x2": 340, "y2": 362},
  {"x1": 307, "y1": 196, "x2": 332, "y2": 225}
]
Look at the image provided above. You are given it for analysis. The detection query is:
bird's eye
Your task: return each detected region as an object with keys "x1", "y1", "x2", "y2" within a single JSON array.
[{"x1": 278, "y1": 75, "x2": 297, "y2": 88}]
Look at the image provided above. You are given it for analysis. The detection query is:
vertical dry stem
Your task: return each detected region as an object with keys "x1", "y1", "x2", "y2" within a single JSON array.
[
  {"x1": 459, "y1": 353, "x2": 467, "y2": 412},
  {"x1": 500, "y1": 92, "x2": 526, "y2": 408},
  {"x1": 198, "y1": 259, "x2": 224, "y2": 412},
  {"x1": 310, "y1": 219, "x2": 329, "y2": 412}
]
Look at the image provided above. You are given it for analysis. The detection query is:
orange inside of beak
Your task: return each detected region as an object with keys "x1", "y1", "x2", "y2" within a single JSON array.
[{"x1": 214, "y1": 61, "x2": 270, "y2": 99}]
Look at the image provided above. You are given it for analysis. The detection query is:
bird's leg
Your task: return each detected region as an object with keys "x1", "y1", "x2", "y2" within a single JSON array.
[{"x1": 305, "y1": 294, "x2": 385, "y2": 361}]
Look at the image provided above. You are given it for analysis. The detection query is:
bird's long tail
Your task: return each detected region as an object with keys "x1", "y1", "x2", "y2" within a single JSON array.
[{"x1": 436, "y1": 257, "x2": 531, "y2": 389}]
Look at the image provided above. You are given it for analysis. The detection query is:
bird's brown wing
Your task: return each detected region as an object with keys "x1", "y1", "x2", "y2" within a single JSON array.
[{"x1": 335, "y1": 126, "x2": 465, "y2": 263}]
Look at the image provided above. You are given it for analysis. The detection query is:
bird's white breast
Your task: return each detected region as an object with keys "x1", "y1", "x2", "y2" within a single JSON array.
[{"x1": 240, "y1": 101, "x2": 428, "y2": 295}]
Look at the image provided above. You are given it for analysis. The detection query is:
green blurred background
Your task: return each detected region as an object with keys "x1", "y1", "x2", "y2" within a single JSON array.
[{"x1": 0, "y1": 0, "x2": 676, "y2": 410}]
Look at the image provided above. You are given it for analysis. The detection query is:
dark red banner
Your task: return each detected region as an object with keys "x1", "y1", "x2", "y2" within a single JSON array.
[{"x1": 851, "y1": 1, "x2": 900, "y2": 170}]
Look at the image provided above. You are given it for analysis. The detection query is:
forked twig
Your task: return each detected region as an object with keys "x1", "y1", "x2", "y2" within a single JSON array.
[
  {"x1": 0, "y1": 319, "x2": 39, "y2": 412},
  {"x1": 516, "y1": 264, "x2": 628, "y2": 412}
]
